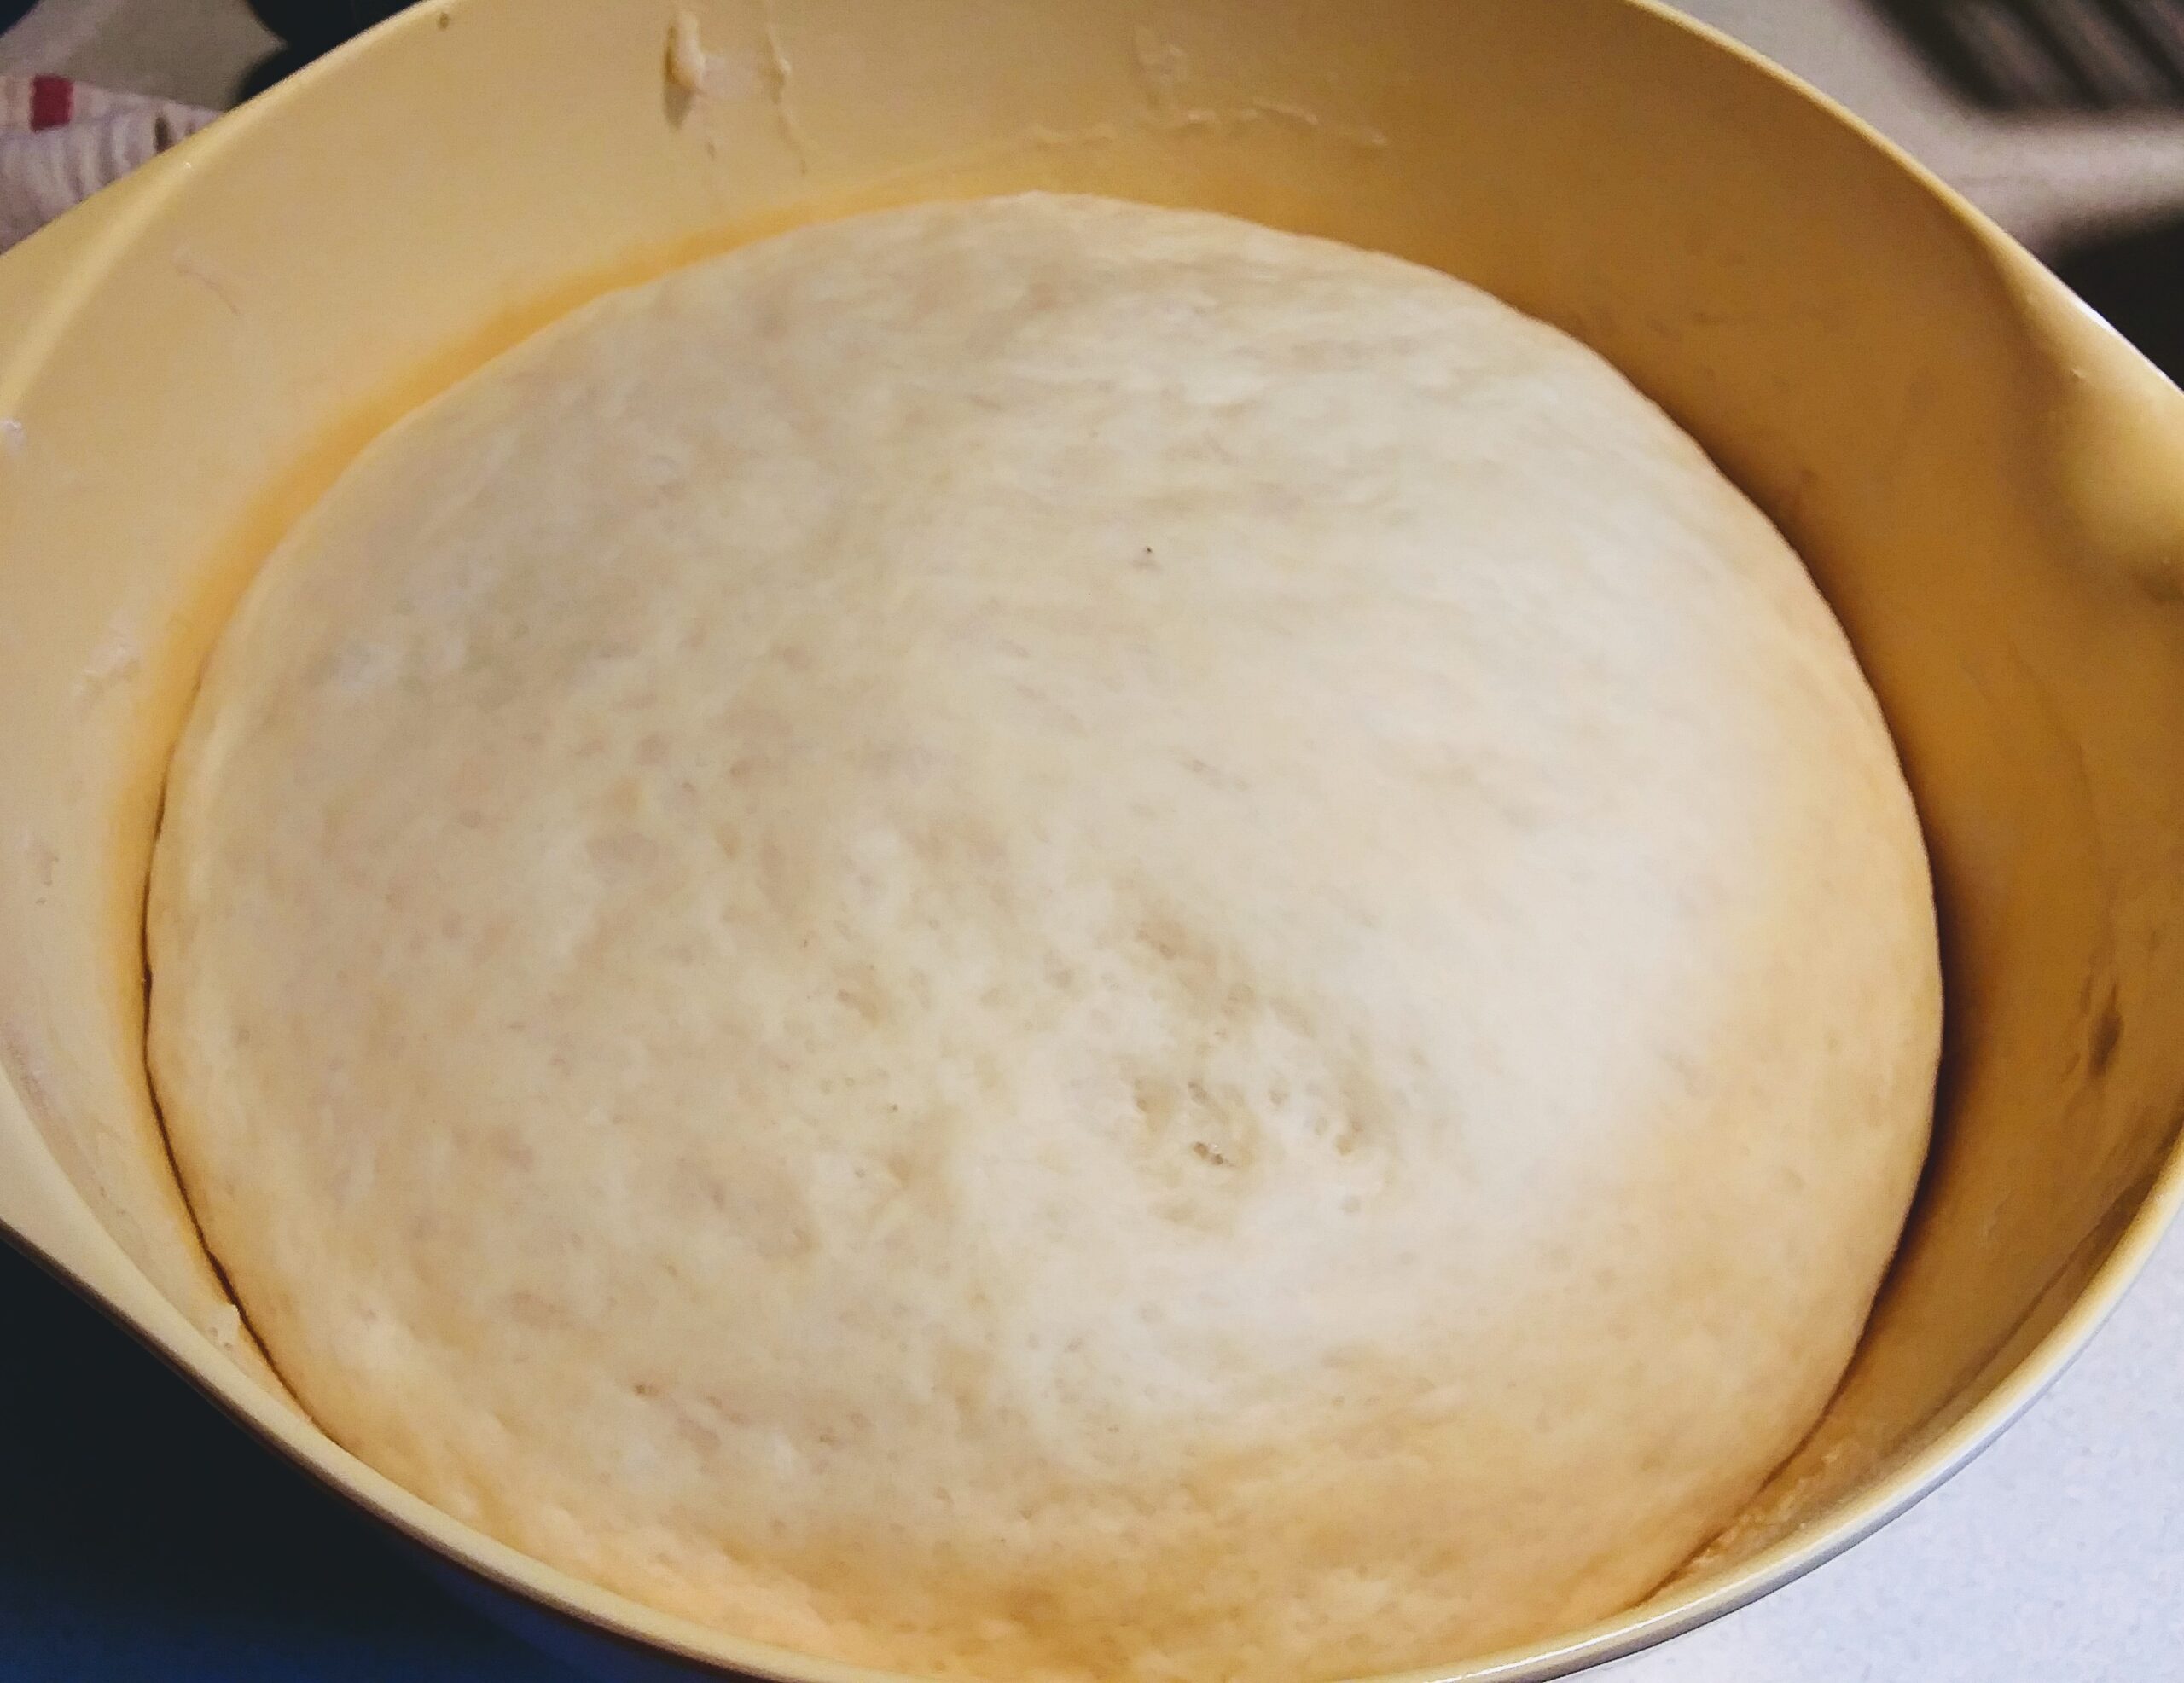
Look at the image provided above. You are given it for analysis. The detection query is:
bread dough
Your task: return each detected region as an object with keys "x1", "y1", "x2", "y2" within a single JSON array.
[{"x1": 147, "y1": 194, "x2": 1939, "y2": 1682}]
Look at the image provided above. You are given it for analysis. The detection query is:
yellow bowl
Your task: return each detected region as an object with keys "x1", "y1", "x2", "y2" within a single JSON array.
[{"x1": 3, "y1": 1, "x2": 2181, "y2": 1677}]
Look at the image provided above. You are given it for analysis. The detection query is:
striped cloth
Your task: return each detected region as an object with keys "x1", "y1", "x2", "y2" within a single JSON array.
[{"x1": 2, "y1": 74, "x2": 217, "y2": 250}]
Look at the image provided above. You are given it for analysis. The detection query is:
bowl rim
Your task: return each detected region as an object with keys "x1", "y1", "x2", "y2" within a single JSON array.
[{"x1": 2, "y1": 1, "x2": 2181, "y2": 1679}]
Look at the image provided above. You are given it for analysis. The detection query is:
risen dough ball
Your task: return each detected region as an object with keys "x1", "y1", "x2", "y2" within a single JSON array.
[{"x1": 148, "y1": 194, "x2": 1938, "y2": 1683}]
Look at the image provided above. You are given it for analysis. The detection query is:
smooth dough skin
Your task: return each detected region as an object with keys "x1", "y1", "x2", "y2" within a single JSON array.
[{"x1": 148, "y1": 194, "x2": 1940, "y2": 1683}]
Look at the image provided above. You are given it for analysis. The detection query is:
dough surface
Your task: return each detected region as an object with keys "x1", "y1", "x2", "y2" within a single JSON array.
[{"x1": 148, "y1": 194, "x2": 1940, "y2": 1683}]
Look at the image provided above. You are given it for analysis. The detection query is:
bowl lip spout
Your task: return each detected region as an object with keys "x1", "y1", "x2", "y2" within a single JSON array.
[{"x1": 2, "y1": 0, "x2": 2181, "y2": 1680}]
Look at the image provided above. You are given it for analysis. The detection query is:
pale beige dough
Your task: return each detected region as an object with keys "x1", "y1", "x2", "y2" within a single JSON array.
[{"x1": 148, "y1": 194, "x2": 1940, "y2": 1683}]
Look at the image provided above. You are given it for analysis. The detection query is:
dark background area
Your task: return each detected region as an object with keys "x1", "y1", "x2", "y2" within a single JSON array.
[
  {"x1": 2053, "y1": 218, "x2": 2184, "y2": 382},
  {"x1": 0, "y1": 1240, "x2": 578, "y2": 1680}
]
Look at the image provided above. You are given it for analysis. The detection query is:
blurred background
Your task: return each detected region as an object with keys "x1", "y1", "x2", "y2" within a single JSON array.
[{"x1": 0, "y1": 2, "x2": 2179, "y2": 1680}]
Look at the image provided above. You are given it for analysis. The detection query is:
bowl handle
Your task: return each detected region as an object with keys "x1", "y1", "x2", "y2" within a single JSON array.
[
  {"x1": 0, "y1": 172, "x2": 163, "y2": 1291},
  {"x1": 1, "y1": 120, "x2": 238, "y2": 1294}
]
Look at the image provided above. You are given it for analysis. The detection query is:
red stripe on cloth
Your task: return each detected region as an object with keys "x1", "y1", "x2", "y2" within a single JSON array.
[{"x1": 29, "y1": 75, "x2": 74, "y2": 131}]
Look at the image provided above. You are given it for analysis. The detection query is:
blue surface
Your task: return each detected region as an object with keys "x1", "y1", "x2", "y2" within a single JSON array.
[{"x1": 0, "y1": 1236, "x2": 581, "y2": 1681}]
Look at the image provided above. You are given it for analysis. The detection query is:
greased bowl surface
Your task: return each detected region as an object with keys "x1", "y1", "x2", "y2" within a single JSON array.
[{"x1": 2, "y1": 2, "x2": 2181, "y2": 1680}]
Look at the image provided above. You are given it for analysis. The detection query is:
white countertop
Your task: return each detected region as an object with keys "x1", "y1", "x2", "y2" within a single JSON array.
[
  {"x1": 1603, "y1": 1236, "x2": 2184, "y2": 1682},
  {"x1": 4, "y1": 2, "x2": 2181, "y2": 1677}
]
